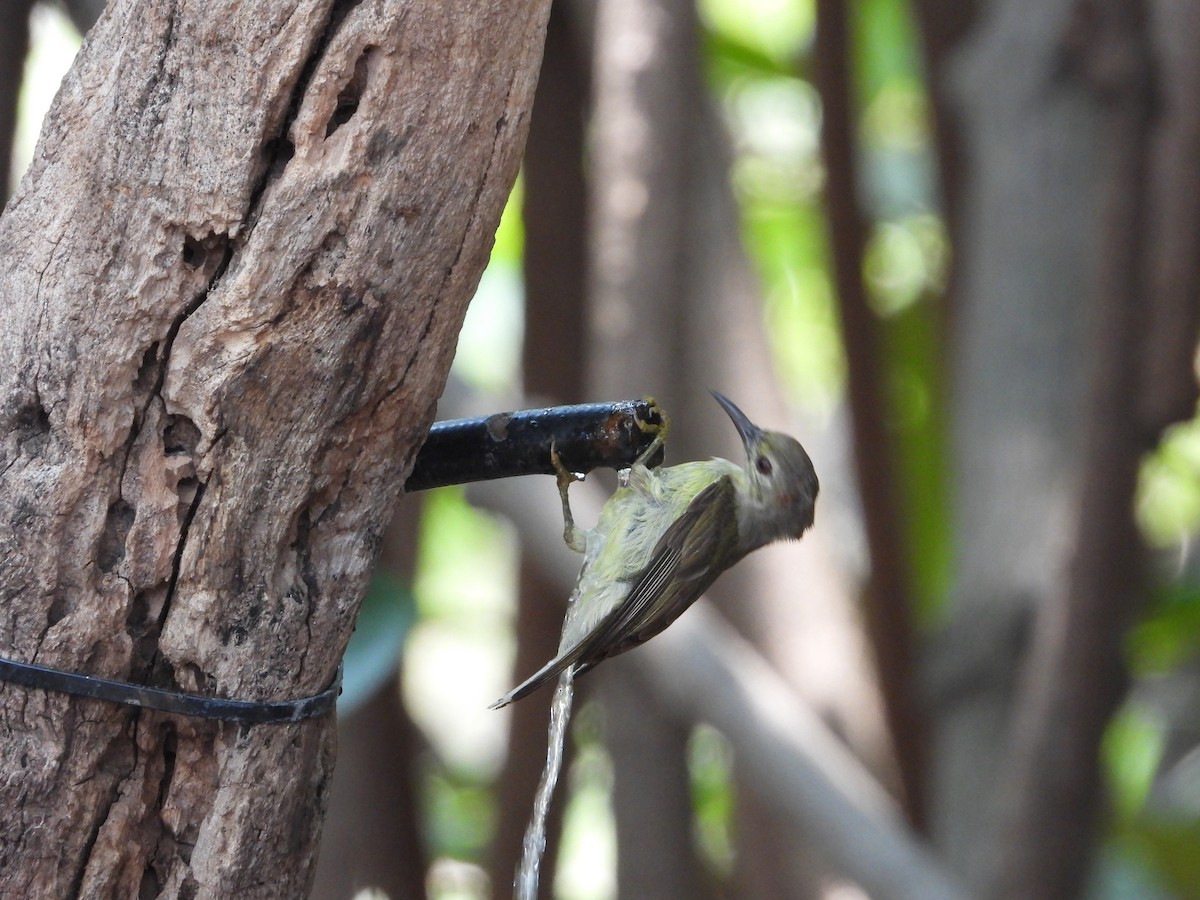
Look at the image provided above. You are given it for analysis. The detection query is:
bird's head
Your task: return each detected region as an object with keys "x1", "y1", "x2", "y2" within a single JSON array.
[{"x1": 712, "y1": 391, "x2": 819, "y2": 545}]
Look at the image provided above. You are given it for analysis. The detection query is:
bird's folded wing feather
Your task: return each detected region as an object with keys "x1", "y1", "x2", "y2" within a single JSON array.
[
  {"x1": 570, "y1": 474, "x2": 738, "y2": 671},
  {"x1": 490, "y1": 475, "x2": 737, "y2": 708}
]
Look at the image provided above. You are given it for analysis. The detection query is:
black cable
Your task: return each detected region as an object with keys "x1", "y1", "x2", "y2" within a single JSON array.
[{"x1": 0, "y1": 656, "x2": 340, "y2": 724}]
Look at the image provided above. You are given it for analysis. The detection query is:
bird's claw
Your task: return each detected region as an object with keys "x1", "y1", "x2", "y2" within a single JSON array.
[
  {"x1": 551, "y1": 442, "x2": 587, "y2": 553},
  {"x1": 550, "y1": 443, "x2": 583, "y2": 489}
]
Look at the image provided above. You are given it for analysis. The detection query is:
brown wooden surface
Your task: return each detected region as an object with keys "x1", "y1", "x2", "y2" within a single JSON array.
[{"x1": 0, "y1": 1, "x2": 549, "y2": 895}]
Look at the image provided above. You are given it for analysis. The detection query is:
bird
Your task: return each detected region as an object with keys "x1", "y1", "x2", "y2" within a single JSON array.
[{"x1": 490, "y1": 391, "x2": 818, "y2": 709}]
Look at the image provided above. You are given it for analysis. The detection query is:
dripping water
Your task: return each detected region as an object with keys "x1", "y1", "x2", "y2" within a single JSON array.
[{"x1": 513, "y1": 670, "x2": 575, "y2": 900}]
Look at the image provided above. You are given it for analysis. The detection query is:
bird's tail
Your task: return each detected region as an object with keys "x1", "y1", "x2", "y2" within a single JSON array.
[{"x1": 489, "y1": 653, "x2": 580, "y2": 709}]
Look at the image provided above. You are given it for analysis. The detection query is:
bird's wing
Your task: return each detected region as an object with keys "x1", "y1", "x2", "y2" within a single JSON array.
[
  {"x1": 569, "y1": 475, "x2": 738, "y2": 670},
  {"x1": 489, "y1": 476, "x2": 738, "y2": 709}
]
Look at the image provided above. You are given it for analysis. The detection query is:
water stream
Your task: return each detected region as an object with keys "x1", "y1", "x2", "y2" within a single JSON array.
[{"x1": 513, "y1": 670, "x2": 575, "y2": 900}]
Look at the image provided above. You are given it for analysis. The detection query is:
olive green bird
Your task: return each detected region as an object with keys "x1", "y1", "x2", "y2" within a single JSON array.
[{"x1": 490, "y1": 391, "x2": 818, "y2": 709}]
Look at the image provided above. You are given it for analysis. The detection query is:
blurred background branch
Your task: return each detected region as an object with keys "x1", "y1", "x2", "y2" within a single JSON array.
[{"x1": 813, "y1": 0, "x2": 926, "y2": 829}]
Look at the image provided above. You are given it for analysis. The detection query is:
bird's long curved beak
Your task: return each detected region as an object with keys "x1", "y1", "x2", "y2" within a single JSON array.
[{"x1": 711, "y1": 390, "x2": 764, "y2": 451}]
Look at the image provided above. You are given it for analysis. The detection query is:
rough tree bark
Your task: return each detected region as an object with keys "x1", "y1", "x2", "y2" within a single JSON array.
[{"x1": 0, "y1": 0, "x2": 549, "y2": 896}]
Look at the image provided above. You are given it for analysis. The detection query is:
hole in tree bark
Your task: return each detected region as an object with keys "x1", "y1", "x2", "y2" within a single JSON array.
[
  {"x1": 262, "y1": 136, "x2": 295, "y2": 183},
  {"x1": 263, "y1": 136, "x2": 295, "y2": 165},
  {"x1": 97, "y1": 499, "x2": 136, "y2": 574},
  {"x1": 325, "y1": 46, "x2": 375, "y2": 137},
  {"x1": 10, "y1": 392, "x2": 50, "y2": 455},
  {"x1": 46, "y1": 592, "x2": 69, "y2": 627},
  {"x1": 179, "y1": 231, "x2": 231, "y2": 278},
  {"x1": 133, "y1": 343, "x2": 161, "y2": 397},
  {"x1": 12, "y1": 394, "x2": 49, "y2": 436},
  {"x1": 163, "y1": 415, "x2": 200, "y2": 456},
  {"x1": 181, "y1": 236, "x2": 205, "y2": 268}
]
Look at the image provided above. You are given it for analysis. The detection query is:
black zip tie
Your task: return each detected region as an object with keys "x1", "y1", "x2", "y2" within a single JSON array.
[
  {"x1": 0, "y1": 655, "x2": 341, "y2": 725},
  {"x1": 404, "y1": 397, "x2": 667, "y2": 492}
]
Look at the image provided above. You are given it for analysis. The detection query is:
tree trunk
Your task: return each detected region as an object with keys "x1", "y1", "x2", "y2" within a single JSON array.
[
  {"x1": 0, "y1": 0, "x2": 35, "y2": 200},
  {"x1": 0, "y1": 0, "x2": 549, "y2": 896},
  {"x1": 311, "y1": 672, "x2": 428, "y2": 900},
  {"x1": 813, "y1": 0, "x2": 927, "y2": 829},
  {"x1": 925, "y1": 0, "x2": 1104, "y2": 881},
  {"x1": 487, "y1": 3, "x2": 591, "y2": 893},
  {"x1": 587, "y1": 0, "x2": 705, "y2": 894},
  {"x1": 588, "y1": 0, "x2": 891, "y2": 894},
  {"x1": 312, "y1": 507, "x2": 427, "y2": 898},
  {"x1": 989, "y1": 1, "x2": 1200, "y2": 895}
]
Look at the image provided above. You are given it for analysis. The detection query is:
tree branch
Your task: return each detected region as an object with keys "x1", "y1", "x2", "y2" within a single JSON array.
[
  {"x1": 813, "y1": 0, "x2": 927, "y2": 828},
  {"x1": 1138, "y1": 2, "x2": 1200, "y2": 434}
]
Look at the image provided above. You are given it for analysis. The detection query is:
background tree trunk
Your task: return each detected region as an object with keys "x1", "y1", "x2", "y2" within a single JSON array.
[
  {"x1": 926, "y1": 1, "x2": 1200, "y2": 895},
  {"x1": 987, "y1": 1, "x2": 1200, "y2": 896},
  {"x1": 0, "y1": 0, "x2": 36, "y2": 200},
  {"x1": 488, "y1": 1, "x2": 592, "y2": 892},
  {"x1": 0, "y1": 0, "x2": 549, "y2": 895},
  {"x1": 587, "y1": 0, "x2": 892, "y2": 896},
  {"x1": 587, "y1": 0, "x2": 711, "y2": 894},
  {"x1": 311, "y1": 513, "x2": 427, "y2": 899},
  {"x1": 924, "y1": 0, "x2": 1103, "y2": 881},
  {"x1": 813, "y1": 0, "x2": 926, "y2": 829}
]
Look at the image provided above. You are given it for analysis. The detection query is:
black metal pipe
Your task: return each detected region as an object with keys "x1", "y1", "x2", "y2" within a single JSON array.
[{"x1": 404, "y1": 398, "x2": 666, "y2": 492}]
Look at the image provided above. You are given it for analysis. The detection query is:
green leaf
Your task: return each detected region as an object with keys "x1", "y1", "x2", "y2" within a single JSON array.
[{"x1": 339, "y1": 569, "x2": 415, "y2": 715}]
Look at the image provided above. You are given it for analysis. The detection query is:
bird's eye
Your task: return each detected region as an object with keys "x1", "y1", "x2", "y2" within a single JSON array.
[{"x1": 756, "y1": 456, "x2": 773, "y2": 476}]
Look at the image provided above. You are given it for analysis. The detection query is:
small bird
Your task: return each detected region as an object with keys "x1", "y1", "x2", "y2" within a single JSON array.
[{"x1": 490, "y1": 391, "x2": 818, "y2": 709}]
